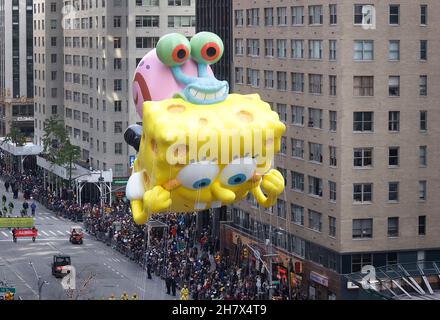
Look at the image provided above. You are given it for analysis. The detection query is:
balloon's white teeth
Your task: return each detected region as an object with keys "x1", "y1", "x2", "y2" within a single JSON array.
[{"x1": 194, "y1": 202, "x2": 207, "y2": 210}]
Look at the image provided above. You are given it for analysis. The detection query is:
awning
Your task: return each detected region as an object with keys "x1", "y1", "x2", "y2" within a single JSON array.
[{"x1": 0, "y1": 138, "x2": 43, "y2": 156}]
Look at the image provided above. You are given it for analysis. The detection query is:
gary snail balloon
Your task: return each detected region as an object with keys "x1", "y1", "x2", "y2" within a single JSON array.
[{"x1": 124, "y1": 32, "x2": 286, "y2": 225}]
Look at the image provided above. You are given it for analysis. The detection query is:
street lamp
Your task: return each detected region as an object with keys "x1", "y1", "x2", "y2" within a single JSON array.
[{"x1": 29, "y1": 261, "x2": 48, "y2": 300}]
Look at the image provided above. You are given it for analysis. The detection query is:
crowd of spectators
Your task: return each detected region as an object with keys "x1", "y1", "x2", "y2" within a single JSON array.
[{"x1": 0, "y1": 163, "x2": 295, "y2": 300}]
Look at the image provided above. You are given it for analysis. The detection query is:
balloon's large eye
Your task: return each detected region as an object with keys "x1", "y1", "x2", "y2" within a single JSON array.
[
  {"x1": 156, "y1": 33, "x2": 191, "y2": 67},
  {"x1": 220, "y1": 157, "x2": 256, "y2": 186},
  {"x1": 177, "y1": 161, "x2": 219, "y2": 190},
  {"x1": 190, "y1": 32, "x2": 224, "y2": 65}
]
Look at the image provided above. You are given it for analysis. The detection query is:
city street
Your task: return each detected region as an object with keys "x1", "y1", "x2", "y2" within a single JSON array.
[{"x1": 0, "y1": 183, "x2": 175, "y2": 300}]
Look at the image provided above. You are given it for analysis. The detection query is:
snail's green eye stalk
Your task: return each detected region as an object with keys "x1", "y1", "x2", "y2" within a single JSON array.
[
  {"x1": 190, "y1": 32, "x2": 224, "y2": 65},
  {"x1": 156, "y1": 33, "x2": 191, "y2": 67}
]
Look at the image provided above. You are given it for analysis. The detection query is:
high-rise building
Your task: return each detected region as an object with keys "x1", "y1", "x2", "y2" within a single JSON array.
[
  {"x1": 196, "y1": 0, "x2": 232, "y2": 85},
  {"x1": 0, "y1": 0, "x2": 34, "y2": 138},
  {"x1": 226, "y1": 0, "x2": 440, "y2": 299},
  {"x1": 33, "y1": 0, "x2": 195, "y2": 178}
]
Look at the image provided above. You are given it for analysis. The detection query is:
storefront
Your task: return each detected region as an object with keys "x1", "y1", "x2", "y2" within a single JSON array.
[{"x1": 303, "y1": 261, "x2": 341, "y2": 300}]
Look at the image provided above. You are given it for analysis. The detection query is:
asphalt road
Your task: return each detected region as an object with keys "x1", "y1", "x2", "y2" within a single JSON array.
[{"x1": 0, "y1": 181, "x2": 178, "y2": 300}]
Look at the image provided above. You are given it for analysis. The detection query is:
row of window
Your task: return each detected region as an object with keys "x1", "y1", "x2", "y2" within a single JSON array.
[
  {"x1": 136, "y1": 0, "x2": 191, "y2": 6},
  {"x1": 235, "y1": 4, "x2": 428, "y2": 27},
  {"x1": 135, "y1": 15, "x2": 196, "y2": 28},
  {"x1": 236, "y1": 69, "x2": 429, "y2": 97},
  {"x1": 277, "y1": 106, "x2": 428, "y2": 133},
  {"x1": 65, "y1": 126, "x2": 124, "y2": 155},
  {"x1": 236, "y1": 38, "x2": 429, "y2": 62}
]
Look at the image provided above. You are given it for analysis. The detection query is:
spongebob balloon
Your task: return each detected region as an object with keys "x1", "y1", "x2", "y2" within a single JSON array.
[{"x1": 125, "y1": 32, "x2": 286, "y2": 225}]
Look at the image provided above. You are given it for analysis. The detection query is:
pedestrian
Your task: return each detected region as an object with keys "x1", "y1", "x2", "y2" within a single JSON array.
[
  {"x1": 31, "y1": 200, "x2": 37, "y2": 217},
  {"x1": 147, "y1": 258, "x2": 152, "y2": 279},
  {"x1": 181, "y1": 285, "x2": 190, "y2": 300},
  {"x1": 22, "y1": 200, "x2": 29, "y2": 216},
  {"x1": 165, "y1": 267, "x2": 171, "y2": 295},
  {"x1": 171, "y1": 269, "x2": 177, "y2": 296},
  {"x1": 8, "y1": 201, "x2": 14, "y2": 216},
  {"x1": 4, "y1": 180, "x2": 9, "y2": 192},
  {"x1": 2, "y1": 194, "x2": 6, "y2": 206}
]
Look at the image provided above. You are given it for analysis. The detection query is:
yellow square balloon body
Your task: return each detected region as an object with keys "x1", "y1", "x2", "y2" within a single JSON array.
[{"x1": 128, "y1": 93, "x2": 286, "y2": 224}]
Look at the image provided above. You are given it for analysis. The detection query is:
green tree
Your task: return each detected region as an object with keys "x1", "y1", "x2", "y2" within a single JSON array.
[
  {"x1": 1, "y1": 123, "x2": 26, "y2": 147},
  {"x1": 42, "y1": 118, "x2": 81, "y2": 188}
]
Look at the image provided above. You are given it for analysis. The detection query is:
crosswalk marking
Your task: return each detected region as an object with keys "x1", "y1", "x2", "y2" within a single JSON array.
[
  {"x1": 1, "y1": 231, "x2": 8, "y2": 237},
  {"x1": 51, "y1": 217, "x2": 59, "y2": 221},
  {"x1": 41, "y1": 231, "x2": 49, "y2": 236},
  {"x1": 65, "y1": 231, "x2": 71, "y2": 234},
  {"x1": 49, "y1": 231, "x2": 57, "y2": 236},
  {"x1": 57, "y1": 231, "x2": 64, "y2": 235}
]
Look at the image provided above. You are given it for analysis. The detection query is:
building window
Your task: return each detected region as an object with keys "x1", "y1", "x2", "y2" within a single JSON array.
[
  {"x1": 235, "y1": 67, "x2": 244, "y2": 84},
  {"x1": 420, "y1": 40, "x2": 428, "y2": 61},
  {"x1": 420, "y1": 111, "x2": 427, "y2": 131},
  {"x1": 264, "y1": 8, "x2": 273, "y2": 26},
  {"x1": 308, "y1": 210, "x2": 322, "y2": 232},
  {"x1": 114, "y1": 79, "x2": 122, "y2": 91},
  {"x1": 264, "y1": 39, "x2": 274, "y2": 57},
  {"x1": 419, "y1": 180, "x2": 427, "y2": 200},
  {"x1": 389, "y1": 5, "x2": 400, "y2": 25},
  {"x1": 292, "y1": 6, "x2": 304, "y2": 25},
  {"x1": 264, "y1": 71, "x2": 274, "y2": 89},
  {"x1": 420, "y1": 5, "x2": 428, "y2": 25},
  {"x1": 291, "y1": 73, "x2": 304, "y2": 92},
  {"x1": 329, "y1": 4, "x2": 337, "y2": 25},
  {"x1": 235, "y1": 10, "x2": 244, "y2": 26},
  {"x1": 246, "y1": 8, "x2": 259, "y2": 26},
  {"x1": 291, "y1": 204, "x2": 304, "y2": 226},
  {"x1": 167, "y1": 16, "x2": 196, "y2": 28},
  {"x1": 277, "y1": 71, "x2": 287, "y2": 90},
  {"x1": 354, "y1": 40, "x2": 373, "y2": 61},
  {"x1": 291, "y1": 139, "x2": 304, "y2": 158},
  {"x1": 352, "y1": 219, "x2": 373, "y2": 239},
  {"x1": 136, "y1": 37, "x2": 159, "y2": 49},
  {"x1": 277, "y1": 104, "x2": 287, "y2": 122},
  {"x1": 247, "y1": 39, "x2": 260, "y2": 57},
  {"x1": 354, "y1": 4, "x2": 374, "y2": 25},
  {"x1": 353, "y1": 112, "x2": 373, "y2": 132},
  {"x1": 277, "y1": 39, "x2": 287, "y2": 58},
  {"x1": 246, "y1": 69, "x2": 260, "y2": 87},
  {"x1": 329, "y1": 146, "x2": 337, "y2": 167},
  {"x1": 291, "y1": 39, "x2": 304, "y2": 59},
  {"x1": 135, "y1": 15, "x2": 159, "y2": 27},
  {"x1": 329, "y1": 181, "x2": 337, "y2": 202},
  {"x1": 277, "y1": 199, "x2": 286, "y2": 219},
  {"x1": 277, "y1": 7, "x2": 287, "y2": 26},
  {"x1": 280, "y1": 137, "x2": 287, "y2": 155},
  {"x1": 329, "y1": 111, "x2": 337, "y2": 131},
  {"x1": 308, "y1": 5, "x2": 323, "y2": 25},
  {"x1": 388, "y1": 76, "x2": 400, "y2": 96},
  {"x1": 388, "y1": 217, "x2": 399, "y2": 237},
  {"x1": 418, "y1": 216, "x2": 426, "y2": 235},
  {"x1": 329, "y1": 216, "x2": 336, "y2": 237},
  {"x1": 308, "y1": 108, "x2": 323, "y2": 129},
  {"x1": 309, "y1": 142, "x2": 323, "y2": 163},
  {"x1": 309, "y1": 74, "x2": 322, "y2": 94},
  {"x1": 389, "y1": 40, "x2": 400, "y2": 61},
  {"x1": 419, "y1": 146, "x2": 427, "y2": 166},
  {"x1": 353, "y1": 76, "x2": 374, "y2": 96},
  {"x1": 329, "y1": 40, "x2": 337, "y2": 61},
  {"x1": 234, "y1": 38, "x2": 244, "y2": 55},
  {"x1": 388, "y1": 182, "x2": 399, "y2": 201},
  {"x1": 308, "y1": 176, "x2": 323, "y2": 197},
  {"x1": 420, "y1": 75, "x2": 427, "y2": 96},
  {"x1": 388, "y1": 147, "x2": 399, "y2": 166},
  {"x1": 292, "y1": 106, "x2": 304, "y2": 126},
  {"x1": 353, "y1": 183, "x2": 372, "y2": 202},
  {"x1": 351, "y1": 253, "x2": 372, "y2": 272},
  {"x1": 115, "y1": 143, "x2": 123, "y2": 155},
  {"x1": 388, "y1": 111, "x2": 400, "y2": 132},
  {"x1": 308, "y1": 40, "x2": 323, "y2": 60},
  {"x1": 291, "y1": 171, "x2": 304, "y2": 192},
  {"x1": 329, "y1": 75, "x2": 337, "y2": 96}
]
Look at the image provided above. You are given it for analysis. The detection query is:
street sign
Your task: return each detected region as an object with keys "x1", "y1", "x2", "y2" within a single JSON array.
[
  {"x1": 0, "y1": 287, "x2": 16, "y2": 293},
  {"x1": 0, "y1": 218, "x2": 34, "y2": 228}
]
